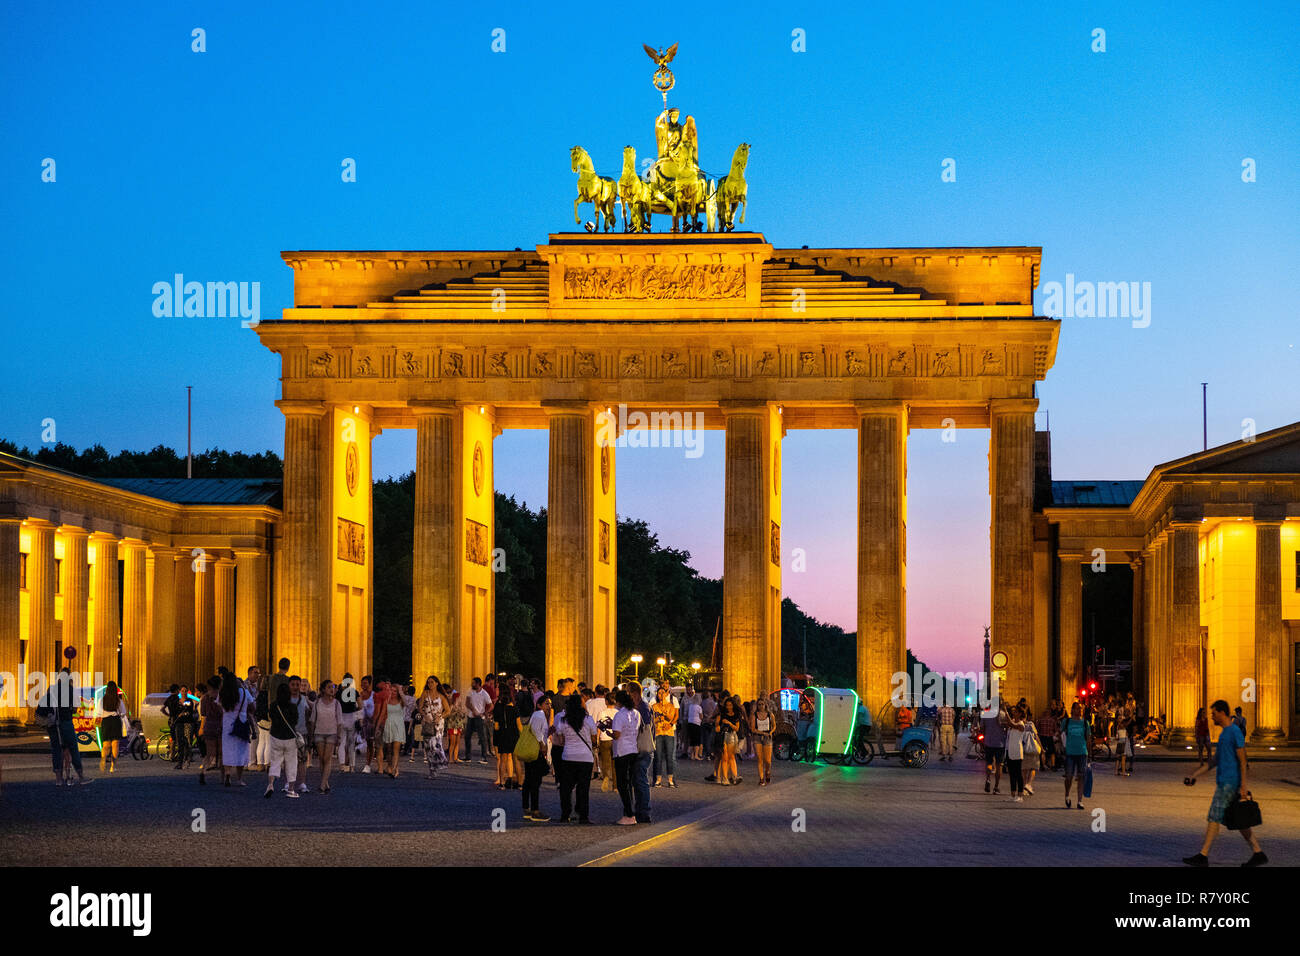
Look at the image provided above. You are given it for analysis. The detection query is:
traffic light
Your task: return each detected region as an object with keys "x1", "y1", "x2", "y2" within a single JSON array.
[
  {"x1": 1079, "y1": 686, "x2": 1088, "y2": 698},
  {"x1": 1088, "y1": 681, "x2": 1098, "y2": 692}
]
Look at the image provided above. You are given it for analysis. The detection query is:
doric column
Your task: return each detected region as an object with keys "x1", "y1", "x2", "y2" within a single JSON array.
[
  {"x1": 413, "y1": 402, "x2": 499, "y2": 691},
  {"x1": 59, "y1": 527, "x2": 90, "y2": 671},
  {"x1": 234, "y1": 548, "x2": 269, "y2": 676},
  {"x1": 193, "y1": 550, "x2": 215, "y2": 680},
  {"x1": 89, "y1": 532, "x2": 119, "y2": 685},
  {"x1": 120, "y1": 541, "x2": 148, "y2": 702},
  {"x1": 25, "y1": 521, "x2": 57, "y2": 686},
  {"x1": 1152, "y1": 534, "x2": 1170, "y2": 722},
  {"x1": 989, "y1": 398, "x2": 1038, "y2": 706},
  {"x1": 1168, "y1": 519, "x2": 1202, "y2": 741},
  {"x1": 0, "y1": 519, "x2": 23, "y2": 725},
  {"x1": 174, "y1": 553, "x2": 196, "y2": 685},
  {"x1": 856, "y1": 402, "x2": 906, "y2": 718},
  {"x1": 545, "y1": 402, "x2": 615, "y2": 690},
  {"x1": 276, "y1": 400, "x2": 329, "y2": 683},
  {"x1": 213, "y1": 555, "x2": 236, "y2": 672},
  {"x1": 1253, "y1": 518, "x2": 1285, "y2": 740},
  {"x1": 1056, "y1": 552, "x2": 1083, "y2": 704},
  {"x1": 147, "y1": 547, "x2": 178, "y2": 690},
  {"x1": 413, "y1": 405, "x2": 457, "y2": 685},
  {"x1": 1130, "y1": 556, "x2": 1145, "y2": 704},
  {"x1": 723, "y1": 403, "x2": 782, "y2": 702}
]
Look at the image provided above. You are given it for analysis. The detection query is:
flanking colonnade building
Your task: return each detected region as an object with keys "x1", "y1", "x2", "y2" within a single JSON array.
[{"x1": 1, "y1": 233, "x2": 1297, "y2": 743}]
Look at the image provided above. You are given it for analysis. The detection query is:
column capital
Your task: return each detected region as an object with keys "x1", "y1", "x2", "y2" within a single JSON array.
[
  {"x1": 1056, "y1": 550, "x2": 1085, "y2": 563},
  {"x1": 148, "y1": 544, "x2": 182, "y2": 558},
  {"x1": 88, "y1": 530, "x2": 119, "y2": 544},
  {"x1": 409, "y1": 400, "x2": 459, "y2": 417},
  {"x1": 231, "y1": 546, "x2": 267, "y2": 558},
  {"x1": 22, "y1": 517, "x2": 56, "y2": 530},
  {"x1": 540, "y1": 400, "x2": 600, "y2": 416},
  {"x1": 57, "y1": 524, "x2": 90, "y2": 539},
  {"x1": 1252, "y1": 503, "x2": 1286, "y2": 525},
  {"x1": 852, "y1": 400, "x2": 908, "y2": 419},
  {"x1": 988, "y1": 397, "x2": 1039, "y2": 417},
  {"x1": 718, "y1": 400, "x2": 776, "y2": 417},
  {"x1": 118, "y1": 537, "x2": 149, "y2": 552},
  {"x1": 275, "y1": 399, "x2": 328, "y2": 418},
  {"x1": 214, "y1": 556, "x2": 237, "y2": 570}
]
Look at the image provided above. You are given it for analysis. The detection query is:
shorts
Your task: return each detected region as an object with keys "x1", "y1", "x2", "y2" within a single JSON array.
[
  {"x1": 1065, "y1": 753, "x2": 1087, "y2": 776},
  {"x1": 1115, "y1": 737, "x2": 1127, "y2": 755},
  {"x1": 687, "y1": 724, "x2": 701, "y2": 746},
  {"x1": 315, "y1": 733, "x2": 337, "y2": 747},
  {"x1": 752, "y1": 733, "x2": 772, "y2": 747},
  {"x1": 984, "y1": 746, "x2": 1005, "y2": 767},
  {"x1": 1208, "y1": 782, "x2": 1239, "y2": 824}
]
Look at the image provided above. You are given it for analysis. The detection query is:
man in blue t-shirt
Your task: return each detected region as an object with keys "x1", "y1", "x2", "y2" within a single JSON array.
[{"x1": 1183, "y1": 699, "x2": 1267, "y2": 867}]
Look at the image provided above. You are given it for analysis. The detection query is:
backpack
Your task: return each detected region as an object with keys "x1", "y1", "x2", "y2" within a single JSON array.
[
  {"x1": 254, "y1": 687, "x2": 269, "y2": 722},
  {"x1": 636, "y1": 710, "x2": 654, "y2": 755},
  {"x1": 515, "y1": 719, "x2": 540, "y2": 762}
]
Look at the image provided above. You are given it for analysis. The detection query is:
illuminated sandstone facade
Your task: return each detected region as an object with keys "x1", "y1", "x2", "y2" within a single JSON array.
[
  {"x1": 1042, "y1": 423, "x2": 1300, "y2": 741},
  {"x1": 256, "y1": 233, "x2": 1060, "y2": 710}
]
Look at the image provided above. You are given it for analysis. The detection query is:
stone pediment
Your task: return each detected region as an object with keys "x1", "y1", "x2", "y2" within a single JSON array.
[{"x1": 1165, "y1": 423, "x2": 1300, "y2": 476}]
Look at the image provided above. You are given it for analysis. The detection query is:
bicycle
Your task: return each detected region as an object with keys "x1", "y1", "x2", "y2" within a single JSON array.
[{"x1": 154, "y1": 723, "x2": 198, "y2": 766}]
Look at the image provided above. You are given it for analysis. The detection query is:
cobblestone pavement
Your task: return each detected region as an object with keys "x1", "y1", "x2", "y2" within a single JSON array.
[{"x1": 1, "y1": 746, "x2": 1296, "y2": 867}]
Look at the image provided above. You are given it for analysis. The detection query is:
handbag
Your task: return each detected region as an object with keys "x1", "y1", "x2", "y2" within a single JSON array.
[
  {"x1": 1224, "y1": 793, "x2": 1262, "y2": 831},
  {"x1": 230, "y1": 695, "x2": 252, "y2": 742},
  {"x1": 277, "y1": 704, "x2": 305, "y2": 749},
  {"x1": 636, "y1": 714, "x2": 654, "y2": 755},
  {"x1": 1082, "y1": 764, "x2": 1094, "y2": 799}
]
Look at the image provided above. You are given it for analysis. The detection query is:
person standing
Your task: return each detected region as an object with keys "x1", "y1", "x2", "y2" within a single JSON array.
[
  {"x1": 686, "y1": 692, "x2": 703, "y2": 761},
  {"x1": 937, "y1": 700, "x2": 956, "y2": 762},
  {"x1": 628, "y1": 682, "x2": 655, "y2": 822},
  {"x1": 716, "y1": 697, "x2": 743, "y2": 785},
  {"x1": 243, "y1": 666, "x2": 263, "y2": 771},
  {"x1": 337, "y1": 673, "x2": 362, "y2": 773},
  {"x1": 310, "y1": 679, "x2": 343, "y2": 793},
  {"x1": 611, "y1": 690, "x2": 640, "y2": 826},
  {"x1": 1004, "y1": 705, "x2": 1027, "y2": 803},
  {"x1": 596, "y1": 692, "x2": 617, "y2": 792},
  {"x1": 1183, "y1": 699, "x2": 1267, "y2": 867},
  {"x1": 417, "y1": 677, "x2": 451, "y2": 778},
  {"x1": 288, "y1": 677, "x2": 313, "y2": 791},
  {"x1": 492, "y1": 678, "x2": 520, "y2": 790},
  {"x1": 555, "y1": 694, "x2": 598, "y2": 824},
  {"x1": 445, "y1": 691, "x2": 467, "y2": 763},
  {"x1": 197, "y1": 676, "x2": 222, "y2": 785},
  {"x1": 219, "y1": 671, "x2": 255, "y2": 788},
  {"x1": 265, "y1": 683, "x2": 301, "y2": 798},
  {"x1": 1037, "y1": 702, "x2": 1059, "y2": 772},
  {"x1": 652, "y1": 684, "x2": 679, "y2": 788},
  {"x1": 382, "y1": 682, "x2": 406, "y2": 778},
  {"x1": 464, "y1": 677, "x2": 492, "y2": 764},
  {"x1": 97, "y1": 681, "x2": 127, "y2": 774},
  {"x1": 749, "y1": 695, "x2": 775, "y2": 786},
  {"x1": 521, "y1": 694, "x2": 552, "y2": 822},
  {"x1": 700, "y1": 691, "x2": 718, "y2": 765},
  {"x1": 38, "y1": 670, "x2": 92, "y2": 787},
  {"x1": 1021, "y1": 707, "x2": 1041, "y2": 795},
  {"x1": 1194, "y1": 707, "x2": 1211, "y2": 764},
  {"x1": 1060, "y1": 701, "x2": 1092, "y2": 810}
]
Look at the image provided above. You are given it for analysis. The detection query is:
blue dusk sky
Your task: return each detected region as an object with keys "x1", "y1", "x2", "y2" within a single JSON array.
[{"x1": 2, "y1": 2, "x2": 1297, "y2": 673}]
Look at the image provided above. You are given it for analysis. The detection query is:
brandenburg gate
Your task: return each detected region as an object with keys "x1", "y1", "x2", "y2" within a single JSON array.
[{"x1": 255, "y1": 233, "x2": 1060, "y2": 714}]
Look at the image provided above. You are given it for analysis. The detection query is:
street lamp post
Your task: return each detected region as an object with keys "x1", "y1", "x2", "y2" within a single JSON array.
[
  {"x1": 656, "y1": 656, "x2": 667, "y2": 679},
  {"x1": 630, "y1": 654, "x2": 643, "y2": 680}
]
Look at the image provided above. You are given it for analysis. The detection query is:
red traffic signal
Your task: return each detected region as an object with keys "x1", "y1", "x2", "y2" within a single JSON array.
[
  {"x1": 1088, "y1": 681, "x2": 1098, "y2": 691},
  {"x1": 1079, "y1": 687, "x2": 1089, "y2": 697}
]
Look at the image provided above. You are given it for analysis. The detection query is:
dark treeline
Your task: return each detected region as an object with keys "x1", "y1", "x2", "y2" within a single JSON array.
[{"x1": 3, "y1": 440, "x2": 865, "y2": 688}]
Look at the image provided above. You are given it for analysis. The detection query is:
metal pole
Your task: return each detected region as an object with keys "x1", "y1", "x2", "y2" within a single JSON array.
[
  {"x1": 1201, "y1": 382, "x2": 1207, "y2": 451},
  {"x1": 802, "y1": 624, "x2": 807, "y2": 675},
  {"x1": 186, "y1": 385, "x2": 193, "y2": 479}
]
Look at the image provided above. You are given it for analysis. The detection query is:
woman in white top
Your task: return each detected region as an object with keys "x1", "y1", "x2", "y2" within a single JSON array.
[
  {"x1": 1004, "y1": 705, "x2": 1027, "y2": 803},
  {"x1": 1021, "y1": 708, "x2": 1040, "y2": 796},
  {"x1": 520, "y1": 695, "x2": 553, "y2": 823},
  {"x1": 219, "y1": 672, "x2": 256, "y2": 787},
  {"x1": 749, "y1": 695, "x2": 776, "y2": 787},
  {"x1": 309, "y1": 679, "x2": 343, "y2": 793},
  {"x1": 555, "y1": 694, "x2": 598, "y2": 824},
  {"x1": 610, "y1": 689, "x2": 641, "y2": 825}
]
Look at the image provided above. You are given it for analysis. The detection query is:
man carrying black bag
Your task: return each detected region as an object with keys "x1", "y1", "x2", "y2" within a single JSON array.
[{"x1": 1182, "y1": 699, "x2": 1267, "y2": 867}]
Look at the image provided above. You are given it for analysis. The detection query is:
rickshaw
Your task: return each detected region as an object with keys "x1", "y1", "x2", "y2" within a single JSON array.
[
  {"x1": 787, "y1": 687, "x2": 861, "y2": 764},
  {"x1": 869, "y1": 700, "x2": 936, "y2": 768}
]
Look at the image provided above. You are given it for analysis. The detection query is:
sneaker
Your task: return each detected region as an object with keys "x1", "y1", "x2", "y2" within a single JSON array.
[
  {"x1": 479, "y1": 759, "x2": 489, "y2": 765},
  {"x1": 263, "y1": 788, "x2": 273, "y2": 798},
  {"x1": 362, "y1": 765, "x2": 372, "y2": 774},
  {"x1": 286, "y1": 790, "x2": 300, "y2": 799},
  {"x1": 617, "y1": 816, "x2": 637, "y2": 825},
  {"x1": 1014, "y1": 796, "x2": 1023, "y2": 803},
  {"x1": 1066, "y1": 798, "x2": 1071, "y2": 808},
  {"x1": 78, "y1": 777, "x2": 93, "y2": 786},
  {"x1": 1182, "y1": 852, "x2": 1208, "y2": 867},
  {"x1": 985, "y1": 779, "x2": 991, "y2": 793},
  {"x1": 531, "y1": 812, "x2": 551, "y2": 822},
  {"x1": 1076, "y1": 802, "x2": 1085, "y2": 811},
  {"x1": 297, "y1": 783, "x2": 308, "y2": 793},
  {"x1": 1241, "y1": 852, "x2": 1268, "y2": 867},
  {"x1": 667, "y1": 780, "x2": 677, "y2": 788}
]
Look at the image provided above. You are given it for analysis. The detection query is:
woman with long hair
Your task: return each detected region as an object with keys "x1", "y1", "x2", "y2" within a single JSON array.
[
  {"x1": 219, "y1": 670, "x2": 255, "y2": 787},
  {"x1": 610, "y1": 689, "x2": 640, "y2": 825},
  {"x1": 310, "y1": 679, "x2": 343, "y2": 793},
  {"x1": 520, "y1": 694, "x2": 552, "y2": 822},
  {"x1": 492, "y1": 677, "x2": 520, "y2": 790},
  {"x1": 555, "y1": 693, "x2": 598, "y2": 823},
  {"x1": 98, "y1": 681, "x2": 127, "y2": 773},
  {"x1": 749, "y1": 694, "x2": 775, "y2": 786},
  {"x1": 381, "y1": 681, "x2": 406, "y2": 778},
  {"x1": 716, "y1": 697, "x2": 742, "y2": 785},
  {"x1": 198, "y1": 676, "x2": 222, "y2": 785},
  {"x1": 445, "y1": 691, "x2": 466, "y2": 763},
  {"x1": 417, "y1": 676, "x2": 451, "y2": 777}
]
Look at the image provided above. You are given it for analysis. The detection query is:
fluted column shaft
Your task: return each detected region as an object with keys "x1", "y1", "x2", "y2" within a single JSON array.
[
  {"x1": 0, "y1": 520, "x2": 23, "y2": 722},
  {"x1": 147, "y1": 548, "x2": 178, "y2": 691},
  {"x1": 120, "y1": 542, "x2": 148, "y2": 701},
  {"x1": 1253, "y1": 521, "x2": 1285, "y2": 739},
  {"x1": 60, "y1": 528, "x2": 90, "y2": 672},
  {"x1": 413, "y1": 408, "x2": 457, "y2": 684},
  {"x1": 89, "y1": 532, "x2": 118, "y2": 684},
  {"x1": 277, "y1": 403, "x2": 328, "y2": 681},
  {"x1": 989, "y1": 399, "x2": 1037, "y2": 707},
  {"x1": 857, "y1": 404, "x2": 907, "y2": 716},
  {"x1": 234, "y1": 548, "x2": 269, "y2": 676},
  {"x1": 1057, "y1": 553, "x2": 1083, "y2": 703},
  {"x1": 174, "y1": 554, "x2": 196, "y2": 686},
  {"x1": 213, "y1": 556, "x2": 236, "y2": 672},
  {"x1": 1168, "y1": 522, "x2": 1202, "y2": 741},
  {"x1": 547, "y1": 409, "x2": 593, "y2": 688},
  {"x1": 193, "y1": 551, "x2": 216, "y2": 680},
  {"x1": 26, "y1": 522, "x2": 57, "y2": 686},
  {"x1": 1130, "y1": 557, "x2": 1145, "y2": 704}
]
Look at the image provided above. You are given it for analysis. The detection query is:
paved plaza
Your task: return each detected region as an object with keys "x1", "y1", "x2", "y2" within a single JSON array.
[{"x1": 2, "y1": 744, "x2": 1297, "y2": 867}]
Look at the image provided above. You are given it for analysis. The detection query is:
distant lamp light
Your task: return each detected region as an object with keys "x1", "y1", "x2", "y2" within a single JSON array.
[
  {"x1": 691, "y1": 662, "x2": 701, "y2": 671},
  {"x1": 630, "y1": 654, "x2": 643, "y2": 664},
  {"x1": 353, "y1": 405, "x2": 360, "y2": 414},
  {"x1": 479, "y1": 406, "x2": 485, "y2": 414},
  {"x1": 656, "y1": 657, "x2": 666, "y2": 667}
]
